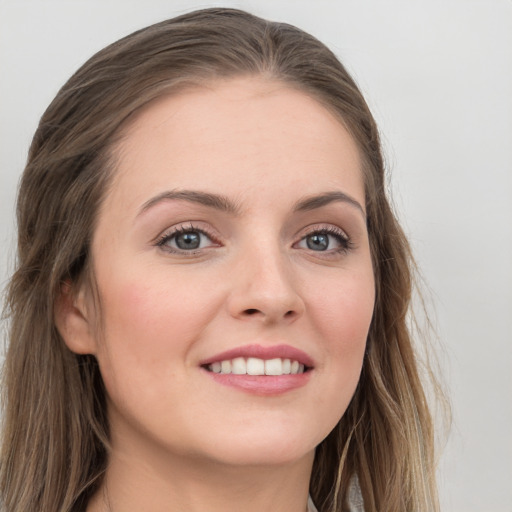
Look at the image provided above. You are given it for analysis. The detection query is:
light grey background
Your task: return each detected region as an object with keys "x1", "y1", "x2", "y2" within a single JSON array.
[{"x1": 1, "y1": 1, "x2": 511, "y2": 511}]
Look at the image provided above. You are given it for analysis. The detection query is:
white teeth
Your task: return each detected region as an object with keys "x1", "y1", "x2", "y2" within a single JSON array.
[
  {"x1": 247, "y1": 357, "x2": 265, "y2": 375},
  {"x1": 207, "y1": 357, "x2": 307, "y2": 376},
  {"x1": 220, "y1": 360, "x2": 232, "y2": 374},
  {"x1": 265, "y1": 358, "x2": 282, "y2": 375},
  {"x1": 231, "y1": 357, "x2": 246, "y2": 375}
]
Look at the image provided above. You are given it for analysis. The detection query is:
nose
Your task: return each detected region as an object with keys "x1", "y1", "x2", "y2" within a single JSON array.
[{"x1": 226, "y1": 245, "x2": 305, "y2": 324}]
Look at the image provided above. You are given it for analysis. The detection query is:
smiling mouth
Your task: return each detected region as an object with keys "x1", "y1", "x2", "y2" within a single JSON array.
[{"x1": 203, "y1": 357, "x2": 310, "y2": 376}]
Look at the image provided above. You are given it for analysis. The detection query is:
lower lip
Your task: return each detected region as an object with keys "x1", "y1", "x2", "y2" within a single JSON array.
[{"x1": 202, "y1": 369, "x2": 312, "y2": 395}]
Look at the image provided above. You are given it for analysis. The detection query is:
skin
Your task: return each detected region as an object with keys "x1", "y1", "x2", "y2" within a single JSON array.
[{"x1": 57, "y1": 77, "x2": 375, "y2": 512}]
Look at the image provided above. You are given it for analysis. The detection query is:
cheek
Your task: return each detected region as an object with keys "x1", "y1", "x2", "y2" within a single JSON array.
[
  {"x1": 94, "y1": 273, "x2": 217, "y2": 390},
  {"x1": 299, "y1": 269, "x2": 374, "y2": 439},
  {"x1": 316, "y1": 273, "x2": 374, "y2": 343},
  {"x1": 308, "y1": 268, "x2": 374, "y2": 384}
]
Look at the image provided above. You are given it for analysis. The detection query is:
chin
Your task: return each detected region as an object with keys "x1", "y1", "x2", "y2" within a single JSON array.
[
  {"x1": 207, "y1": 440, "x2": 315, "y2": 468},
  {"x1": 188, "y1": 421, "x2": 324, "y2": 468}
]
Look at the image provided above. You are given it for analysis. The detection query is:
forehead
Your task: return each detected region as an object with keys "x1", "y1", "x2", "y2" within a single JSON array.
[{"x1": 107, "y1": 76, "x2": 364, "y2": 214}]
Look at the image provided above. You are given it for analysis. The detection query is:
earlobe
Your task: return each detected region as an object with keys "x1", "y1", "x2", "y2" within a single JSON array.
[{"x1": 54, "y1": 281, "x2": 97, "y2": 355}]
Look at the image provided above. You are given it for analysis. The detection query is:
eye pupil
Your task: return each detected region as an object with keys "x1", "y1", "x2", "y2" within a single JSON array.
[
  {"x1": 176, "y1": 232, "x2": 201, "y2": 250},
  {"x1": 307, "y1": 233, "x2": 329, "y2": 251}
]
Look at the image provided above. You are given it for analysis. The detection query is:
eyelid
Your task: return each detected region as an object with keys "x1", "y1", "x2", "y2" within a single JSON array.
[{"x1": 299, "y1": 223, "x2": 349, "y2": 239}]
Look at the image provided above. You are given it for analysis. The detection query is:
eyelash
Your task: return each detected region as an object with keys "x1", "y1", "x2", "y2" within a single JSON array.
[{"x1": 155, "y1": 223, "x2": 353, "y2": 256}]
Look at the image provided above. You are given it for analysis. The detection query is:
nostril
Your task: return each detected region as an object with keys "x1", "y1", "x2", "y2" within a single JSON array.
[{"x1": 242, "y1": 308, "x2": 297, "y2": 318}]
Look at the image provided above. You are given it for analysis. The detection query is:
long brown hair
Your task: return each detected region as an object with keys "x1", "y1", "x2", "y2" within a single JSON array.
[{"x1": 1, "y1": 8, "x2": 443, "y2": 511}]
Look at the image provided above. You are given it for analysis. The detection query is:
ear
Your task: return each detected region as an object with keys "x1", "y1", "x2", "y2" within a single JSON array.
[{"x1": 54, "y1": 281, "x2": 97, "y2": 355}]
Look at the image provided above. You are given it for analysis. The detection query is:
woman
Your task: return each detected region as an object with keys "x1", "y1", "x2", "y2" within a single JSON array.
[{"x1": 1, "y1": 8, "x2": 441, "y2": 512}]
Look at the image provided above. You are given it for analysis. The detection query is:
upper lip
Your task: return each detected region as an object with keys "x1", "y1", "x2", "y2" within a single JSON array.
[{"x1": 200, "y1": 344, "x2": 315, "y2": 368}]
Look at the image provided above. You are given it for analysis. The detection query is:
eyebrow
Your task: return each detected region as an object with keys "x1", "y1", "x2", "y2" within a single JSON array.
[
  {"x1": 138, "y1": 189, "x2": 365, "y2": 219},
  {"x1": 138, "y1": 189, "x2": 241, "y2": 216},
  {"x1": 293, "y1": 191, "x2": 366, "y2": 218}
]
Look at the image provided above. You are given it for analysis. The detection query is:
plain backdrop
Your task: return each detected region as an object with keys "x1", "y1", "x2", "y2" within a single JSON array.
[{"x1": 1, "y1": 1, "x2": 511, "y2": 511}]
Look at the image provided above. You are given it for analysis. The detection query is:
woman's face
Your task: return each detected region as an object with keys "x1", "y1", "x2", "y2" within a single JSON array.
[{"x1": 75, "y1": 77, "x2": 375, "y2": 468}]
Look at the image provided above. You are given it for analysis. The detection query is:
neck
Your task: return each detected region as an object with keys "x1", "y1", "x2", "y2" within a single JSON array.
[{"x1": 87, "y1": 437, "x2": 314, "y2": 512}]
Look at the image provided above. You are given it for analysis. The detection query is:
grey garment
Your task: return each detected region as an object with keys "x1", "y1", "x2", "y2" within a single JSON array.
[
  {"x1": 346, "y1": 476, "x2": 365, "y2": 512},
  {"x1": 307, "y1": 495, "x2": 318, "y2": 512},
  {"x1": 307, "y1": 476, "x2": 364, "y2": 512}
]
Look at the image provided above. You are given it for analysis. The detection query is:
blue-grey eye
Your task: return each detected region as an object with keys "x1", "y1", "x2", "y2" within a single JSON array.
[
  {"x1": 175, "y1": 231, "x2": 201, "y2": 250},
  {"x1": 306, "y1": 233, "x2": 329, "y2": 251},
  {"x1": 297, "y1": 230, "x2": 348, "y2": 252},
  {"x1": 158, "y1": 228, "x2": 214, "y2": 252}
]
